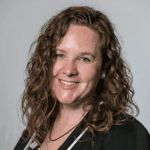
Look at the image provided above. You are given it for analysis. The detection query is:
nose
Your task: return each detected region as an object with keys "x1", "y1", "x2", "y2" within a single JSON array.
[{"x1": 62, "y1": 60, "x2": 78, "y2": 76}]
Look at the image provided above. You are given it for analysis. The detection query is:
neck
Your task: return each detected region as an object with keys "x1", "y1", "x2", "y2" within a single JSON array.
[{"x1": 56, "y1": 103, "x2": 89, "y2": 126}]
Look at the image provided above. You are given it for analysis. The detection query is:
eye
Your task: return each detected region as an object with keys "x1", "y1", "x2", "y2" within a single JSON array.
[
  {"x1": 80, "y1": 57, "x2": 90, "y2": 62},
  {"x1": 56, "y1": 54, "x2": 64, "y2": 58}
]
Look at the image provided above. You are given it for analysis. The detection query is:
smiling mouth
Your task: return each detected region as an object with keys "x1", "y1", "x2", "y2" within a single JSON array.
[{"x1": 59, "y1": 79, "x2": 78, "y2": 85}]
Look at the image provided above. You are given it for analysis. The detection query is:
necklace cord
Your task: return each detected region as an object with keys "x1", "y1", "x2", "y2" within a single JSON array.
[{"x1": 50, "y1": 124, "x2": 78, "y2": 141}]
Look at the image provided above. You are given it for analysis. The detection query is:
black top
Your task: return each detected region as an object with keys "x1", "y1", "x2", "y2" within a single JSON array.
[{"x1": 14, "y1": 112, "x2": 150, "y2": 150}]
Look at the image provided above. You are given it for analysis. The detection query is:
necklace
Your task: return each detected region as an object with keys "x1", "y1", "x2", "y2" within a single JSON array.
[
  {"x1": 41, "y1": 124, "x2": 78, "y2": 150},
  {"x1": 50, "y1": 124, "x2": 78, "y2": 141}
]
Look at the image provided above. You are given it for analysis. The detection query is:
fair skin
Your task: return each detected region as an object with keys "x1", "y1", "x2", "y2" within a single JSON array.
[
  {"x1": 40, "y1": 25, "x2": 102, "y2": 149},
  {"x1": 53, "y1": 24, "x2": 102, "y2": 126}
]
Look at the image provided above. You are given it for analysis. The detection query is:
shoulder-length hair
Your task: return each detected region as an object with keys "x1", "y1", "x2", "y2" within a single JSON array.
[{"x1": 20, "y1": 6, "x2": 139, "y2": 145}]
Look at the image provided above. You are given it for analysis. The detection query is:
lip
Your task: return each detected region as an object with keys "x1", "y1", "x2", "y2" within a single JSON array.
[
  {"x1": 58, "y1": 79, "x2": 79, "y2": 90},
  {"x1": 60, "y1": 79, "x2": 79, "y2": 83}
]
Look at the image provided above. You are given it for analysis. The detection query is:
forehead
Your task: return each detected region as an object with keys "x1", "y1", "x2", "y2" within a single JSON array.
[{"x1": 56, "y1": 25, "x2": 100, "y2": 54}]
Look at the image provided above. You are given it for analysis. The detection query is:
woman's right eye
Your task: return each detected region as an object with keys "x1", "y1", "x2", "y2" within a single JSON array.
[{"x1": 56, "y1": 54, "x2": 64, "y2": 58}]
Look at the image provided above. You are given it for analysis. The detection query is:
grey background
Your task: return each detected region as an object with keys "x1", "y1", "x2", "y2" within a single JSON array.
[{"x1": 0, "y1": 0, "x2": 150, "y2": 149}]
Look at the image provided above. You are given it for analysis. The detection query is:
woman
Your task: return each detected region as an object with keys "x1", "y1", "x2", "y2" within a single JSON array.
[{"x1": 14, "y1": 6, "x2": 150, "y2": 150}]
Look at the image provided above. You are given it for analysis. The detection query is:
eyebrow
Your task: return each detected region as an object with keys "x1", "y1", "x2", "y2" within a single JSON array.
[{"x1": 56, "y1": 49, "x2": 96, "y2": 58}]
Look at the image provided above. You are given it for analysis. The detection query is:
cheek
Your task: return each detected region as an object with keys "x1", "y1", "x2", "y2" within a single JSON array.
[
  {"x1": 80, "y1": 65, "x2": 101, "y2": 81},
  {"x1": 53, "y1": 62, "x2": 62, "y2": 76}
]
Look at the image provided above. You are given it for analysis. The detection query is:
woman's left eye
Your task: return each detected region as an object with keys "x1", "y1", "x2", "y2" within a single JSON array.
[{"x1": 80, "y1": 57, "x2": 90, "y2": 62}]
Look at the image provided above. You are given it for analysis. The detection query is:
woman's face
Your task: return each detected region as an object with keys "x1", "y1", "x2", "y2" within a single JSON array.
[{"x1": 53, "y1": 25, "x2": 102, "y2": 106}]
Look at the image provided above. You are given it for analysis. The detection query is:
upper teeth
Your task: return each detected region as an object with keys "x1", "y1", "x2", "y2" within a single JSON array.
[{"x1": 60, "y1": 80, "x2": 77, "y2": 85}]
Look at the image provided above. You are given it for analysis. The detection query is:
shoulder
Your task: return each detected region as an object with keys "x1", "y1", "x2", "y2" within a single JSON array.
[
  {"x1": 110, "y1": 116, "x2": 149, "y2": 137},
  {"x1": 13, "y1": 131, "x2": 30, "y2": 150},
  {"x1": 99, "y1": 115, "x2": 150, "y2": 150}
]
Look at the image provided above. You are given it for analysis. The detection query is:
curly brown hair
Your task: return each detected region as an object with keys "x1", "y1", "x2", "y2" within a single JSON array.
[{"x1": 20, "y1": 6, "x2": 139, "y2": 146}]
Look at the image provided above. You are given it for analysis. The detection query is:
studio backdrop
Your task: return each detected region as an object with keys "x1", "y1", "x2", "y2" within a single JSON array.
[{"x1": 0, "y1": 0, "x2": 150, "y2": 150}]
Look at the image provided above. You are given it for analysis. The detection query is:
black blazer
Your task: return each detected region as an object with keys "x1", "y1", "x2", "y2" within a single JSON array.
[{"x1": 14, "y1": 113, "x2": 150, "y2": 150}]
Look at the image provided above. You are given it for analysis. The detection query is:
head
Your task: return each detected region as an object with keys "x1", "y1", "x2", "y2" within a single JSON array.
[
  {"x1": 22, "y1": 6, "x2": 139, "y2": 144},
  {"x1": 36, "y1": 6, "x2": 119, "y2": 108}
]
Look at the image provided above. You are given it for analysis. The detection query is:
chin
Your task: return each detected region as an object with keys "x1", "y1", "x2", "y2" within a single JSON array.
[{"x1": 56, "y1": 95, "x2": 78, "y2": 105}]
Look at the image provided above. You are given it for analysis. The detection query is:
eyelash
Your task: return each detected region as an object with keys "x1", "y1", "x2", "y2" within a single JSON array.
[{"x1": 56, "y1": 54, "x2": 91, "y2": 62}]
